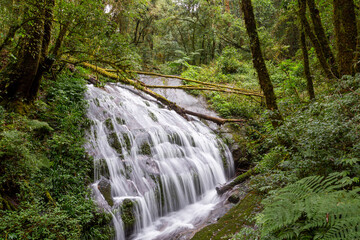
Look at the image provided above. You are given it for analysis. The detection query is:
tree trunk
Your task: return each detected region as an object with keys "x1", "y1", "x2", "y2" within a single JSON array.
[
  {"x1": 333, "y1": 0, "x2": 357, "y2": 76},
  {"x1": 300, "y1": 31, "x2": 315, "y2": 100},
  {"x1": 240, "y1": 0, "x2": 282, "y2": 127},
  {"x1": 2, "y1": 0, "x2": 55, "y2": 110},
  {"x1": 29, "y1": 0, "x2": 55, "y2": 101},
  {"x1": 307, "y1": 0, "x2": 338, "y2": 77},
  {"x1": 5, "y1": 9, "x2": 45, "y2": 104},
  {"x1": 298, "y1": 0, "x2": 334, "y2": 80},
  {"x1": 52, "y1": 21, "x2": 71, "y2": 60}
]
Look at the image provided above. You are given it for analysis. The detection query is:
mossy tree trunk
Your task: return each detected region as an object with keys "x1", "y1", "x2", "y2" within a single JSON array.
[
  {"x1": 240, "y1": 0, "x2": 282, "y2": 128},
  {"x1": 333, "y1": 0, "x2": 358, "y2": 76},
  {"x1": 29, "y1": 0, "x2": 55, "y2": 101},
  {"x1": 2, "y1": 0, "x2": 54, "y2": 109}
]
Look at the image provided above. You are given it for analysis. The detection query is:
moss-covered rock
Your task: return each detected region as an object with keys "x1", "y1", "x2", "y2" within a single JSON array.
[
  {"x1": 168, "y1": 132, "x2": 182, "y2": 146},
  {"x1": 191, "y1": 192, "x2": 262, "y2": 240},
  {"x1": 105, "y1": 118, "x2": 115, "y2": 132},
  {"x1": 122, "y1": 133, "x2": 131, "y2": 153},
  {"x1": 139, "y1": 142, "x2": 151, "y2": 155},
  {"x1": 107, "y1": 132, "x2": 123, "y2": 157},
  {"x1": 98, "y1": 178, "x2": 113, "y2": 207},
  {"x1": 121, "y1": 199, "x2": 136, "y2": 237},
  {"x1": 148, "y1": 111, "x2": 158, "y2": 122},
  {"x1": 95, "y1": 159, "x2": 110, "y2": 179},
  {"x1": 116, "y1": 117, "x2": 125, "y2": 125},
  {"x1": 26, "y1": 119, "x2": 53, "y2": 137}
]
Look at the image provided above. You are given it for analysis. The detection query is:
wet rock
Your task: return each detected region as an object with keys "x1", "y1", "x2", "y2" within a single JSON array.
[
  {"x1": 231, "y1": 143, "x2": 250, "y2": 170},
  {"x1": 228, "y1": 193, "x2": 240, "y2": 204},
  {"x1": 121, "y1": 199, "x2": 136, "y2": 238},
  {"x1": 97, "y1": 177, "x2": 113, "y2": 207},
  {"x1": 95, "y1": 158, "x2": 110, "y2": 179}
]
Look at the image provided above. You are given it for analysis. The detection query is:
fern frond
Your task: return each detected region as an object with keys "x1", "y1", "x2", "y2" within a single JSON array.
[{"x1": 259, "y1": 175, "x2": 360, "y2": 240}]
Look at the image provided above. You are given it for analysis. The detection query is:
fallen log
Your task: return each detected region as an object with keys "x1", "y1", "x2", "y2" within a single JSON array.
[
  {"x1": 73, "y1": 60, "x2": 246, "y2": 125},
  {"x1": 216, "y1": 167, "x2": 256, "y2": 195}
]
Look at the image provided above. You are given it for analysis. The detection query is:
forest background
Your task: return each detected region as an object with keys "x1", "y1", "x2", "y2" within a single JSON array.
[{"x1": 1, "y1": 0, "x2": 360, "y2": 239}]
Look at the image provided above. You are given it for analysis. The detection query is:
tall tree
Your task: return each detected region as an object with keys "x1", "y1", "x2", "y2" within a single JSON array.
[
  {"x1": 240, "y1": 0, "x2": 282, "y2": 127},
  {"x1": 307, "y1": 0, "x2": 338, "y2": 77},
  {"x1": 297, "y1": 0, "x2": 334, "y2": 79},
  {"x1": 333, "y1": 0, "x2": 357, "y2": 76}
]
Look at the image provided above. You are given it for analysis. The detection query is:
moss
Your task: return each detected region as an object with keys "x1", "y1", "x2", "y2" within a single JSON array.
[
  {"x1": 139, "y1": 142, "x2": 151, "y2": 155},
  {"x1": 121, "y1": 199, "x2": 136, "y2": 237},
  {"x1": 219, "y1": 144, "x2": 229, "y2": 169},
  {"x1": 94, "y1": 98, "x2": 101, "y2": 107},
  {"x1": 107, "y1": 132, "x2": 123, "y2": 157},
  {"x1": 116, "y1": 117, "x2": 125, "y2": 125},
  {"x1": 122, "y1": 133, "x2": 131, "y2": 153},
  {"x1": 123, "y1": 163, "x2": 132, "y2": 179},
  {"x1": 144, "y1": 101, "x2": 150, "y2": 106},
  {"x1": 98, "y1": 178, "x2": 113, "y2": 207},
  {"x1": 150, "y1": 175, "x2": 165, "y2": 209},
  {"x1": 96, "y1": 159, "x2": 110, "y2": 179},
  {"x1": 148, "y1": 111, "x2": 158, "y2": 122},
  {"x1": 168, "y1": 132, "x2": 182, "y2": 146},
  {"x1": 191, "y1": 192, "x2": 262, "y2": 240},
  {"x1": 105, "y1": 118, "x2": 114, "y2": 132},
  {"x1": 26, "y1": 119, "x2": 53, "y2": 137}
]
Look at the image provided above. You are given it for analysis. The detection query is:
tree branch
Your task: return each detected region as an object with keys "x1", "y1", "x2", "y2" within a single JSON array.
[
  {"x1": 64, "y1": 58, "x2": 246, "y2": 125},
  {"x1": 106, "y1": 69, "x2": 264, "y2": 97},
  {"x1": 145, "y1": 85, "x2": 263, "y2": 97}
]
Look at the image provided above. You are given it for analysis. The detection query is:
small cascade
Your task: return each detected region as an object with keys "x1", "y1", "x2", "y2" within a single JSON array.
[{"x1": 85, "y1": 82, "x2": 234, "y2": 240}]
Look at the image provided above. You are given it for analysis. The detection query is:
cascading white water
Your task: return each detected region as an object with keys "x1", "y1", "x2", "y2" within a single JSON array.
[{"x1": 85, "y1": 82, "x2": 234, "y2": 240}]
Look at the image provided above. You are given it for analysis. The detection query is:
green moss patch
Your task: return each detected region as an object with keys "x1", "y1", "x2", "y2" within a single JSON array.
[
  {"x1": 191, "y1": 192, "x2": 262, "y2": 240},
  {"x1": 121, "y1": 199, "x2": 136, "y2": 237},
  {"x1": 107, "y1": 132, "x2": 123, "y2": 157},
  {"x1": 139, "y1": 142, "x2": 152, "y2": 155},
  {"x1": 105, "y1": 118, "x2": 115, "y2": 131}
]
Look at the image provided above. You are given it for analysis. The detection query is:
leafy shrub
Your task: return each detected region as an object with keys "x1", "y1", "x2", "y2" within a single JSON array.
[{"x1": 257, "y1": 75, "x2": 360, "y2": 178}]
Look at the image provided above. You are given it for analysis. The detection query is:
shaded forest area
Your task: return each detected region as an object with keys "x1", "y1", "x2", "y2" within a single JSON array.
[{"x1": 1, "y1": 0, "x2": 360, "y2": 239}]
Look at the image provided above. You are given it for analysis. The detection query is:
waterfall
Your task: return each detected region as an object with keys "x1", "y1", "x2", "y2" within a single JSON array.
[{"x1": 85, "y1": 82, "x2": 234, "y2": 240}]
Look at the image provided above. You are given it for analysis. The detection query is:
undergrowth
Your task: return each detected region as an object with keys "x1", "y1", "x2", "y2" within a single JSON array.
[{"x1": 0, "y1": 70, "x2": 113, "y2": 239}]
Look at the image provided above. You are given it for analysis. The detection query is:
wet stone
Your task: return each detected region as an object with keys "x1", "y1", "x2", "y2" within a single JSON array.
[
  {"x1": 95, "y1": 158, "x2": 110, "y2": 179},
  {"x1": 98, "y1": 177, "x2": 113, "y2": 206},
  {"x1": 228, "y1": 194, "x2": 240, "y2": 204}
]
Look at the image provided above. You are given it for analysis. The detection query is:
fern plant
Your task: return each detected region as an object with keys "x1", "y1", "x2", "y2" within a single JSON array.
[{"x1": 258, "y1": 174, "x2": 360, "y2": 240}]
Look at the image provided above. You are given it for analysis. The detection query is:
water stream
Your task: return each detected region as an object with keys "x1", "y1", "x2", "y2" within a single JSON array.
[{"x1": 85, "y1": 76, "x2": 234, "y2": 240}]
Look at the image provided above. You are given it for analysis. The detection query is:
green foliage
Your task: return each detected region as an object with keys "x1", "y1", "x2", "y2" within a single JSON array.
[
  {"x1": 254, "y1": 75, "x2": 360, "y2": 179},
  {"x1": 258, "y1": 174, "x2": 360, "y2": 240},
  {"x1": 0, "y1": 70, "x2": 113, "y2": 239},
  {"x1": 218, "y1": 47, "x2": 243, "y2": 74}
]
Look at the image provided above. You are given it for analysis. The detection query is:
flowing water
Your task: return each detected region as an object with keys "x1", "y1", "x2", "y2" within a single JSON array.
[{"x1": 85, "y1": 78, "x2": 234, "y2": 240}]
